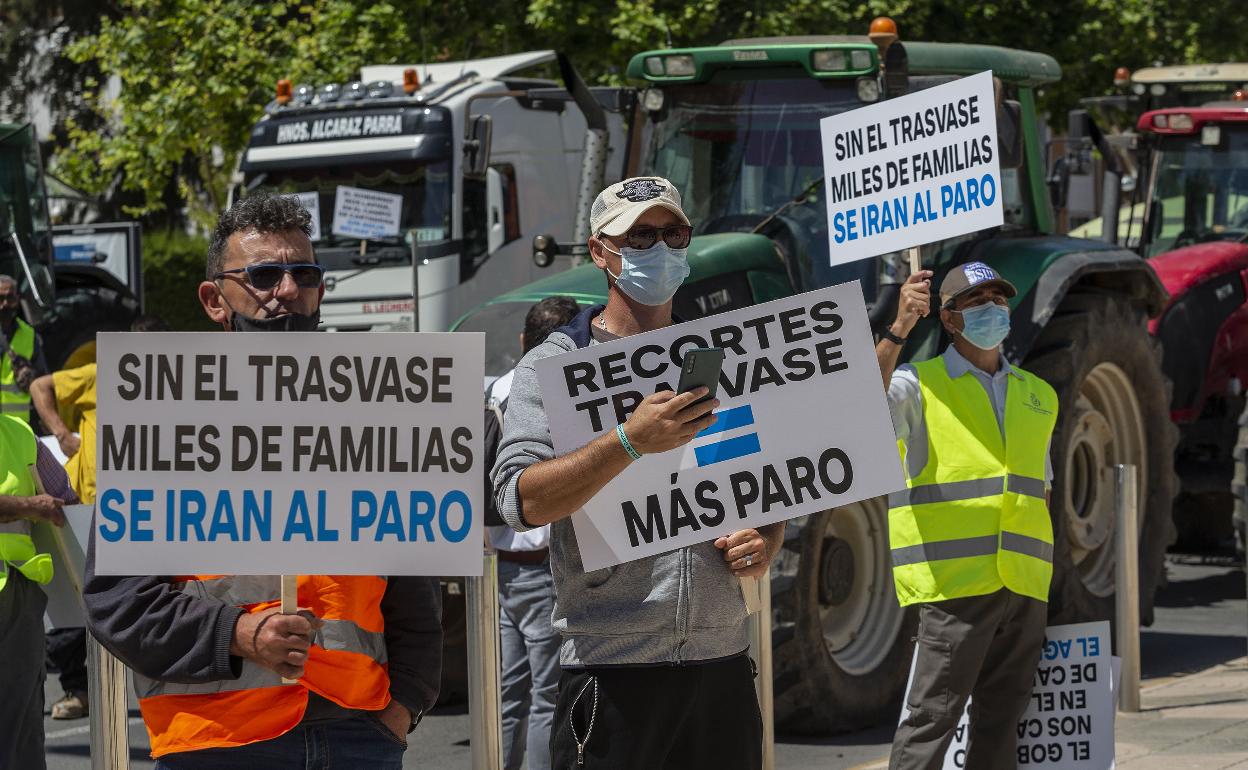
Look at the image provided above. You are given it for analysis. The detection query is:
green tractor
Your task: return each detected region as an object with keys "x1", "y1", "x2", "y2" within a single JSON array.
[
  {"x1": 0, "y1": 123, "x2": 140, "y2": 369},
  {"x1": 455, "y1": 20, "x2": 1175, "y2": 734}
]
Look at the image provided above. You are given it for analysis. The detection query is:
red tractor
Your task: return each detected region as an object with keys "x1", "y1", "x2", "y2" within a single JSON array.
[{"x1": 1133, "y1": 103, "x2": 1248, "y2": 554}]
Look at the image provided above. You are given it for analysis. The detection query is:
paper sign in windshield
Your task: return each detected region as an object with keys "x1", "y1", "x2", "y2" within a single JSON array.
[
  {"x1": 333, "y1": 186, "x2": 403, "y2": 240},
  {"x1": 289, "y1": 192, "x2": 322, "y2": 241}
]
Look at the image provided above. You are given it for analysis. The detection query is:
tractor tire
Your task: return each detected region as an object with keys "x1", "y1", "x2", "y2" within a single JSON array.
[
  {"x1": 1233, "y1": 401, "x2": 1248, "y2": 560},
  {"x1": 773, "y1": 498, "x2": 917, "y2": 734},
  {"x1": 1022, "y1": 292, "x2": 1178, "y2": 626}
]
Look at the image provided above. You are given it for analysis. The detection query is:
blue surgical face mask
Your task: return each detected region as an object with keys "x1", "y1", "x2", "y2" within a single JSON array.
[
  {"x1": 602, "y1": 242, "x2": 690, "y2": 306},
  {"x1": 956, "y1": 301, "x2": 1011, "y2": 350}
]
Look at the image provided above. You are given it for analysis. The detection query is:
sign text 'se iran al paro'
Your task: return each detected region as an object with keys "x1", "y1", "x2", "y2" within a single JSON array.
[
  {"x1": 821, "y1": 70, "x2": 1002, "y2": 267},
  {"x1": 93, "y1": 332, "x2": 484, "y2": 576}
]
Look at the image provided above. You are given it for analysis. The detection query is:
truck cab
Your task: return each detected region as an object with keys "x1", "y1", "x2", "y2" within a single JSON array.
[
  {"x1": 237, "y1": 51, "x2": 629, "y2": 332},
  {"x1": 1133, "y1": 104, "x2": 1248, "y2": 551}
]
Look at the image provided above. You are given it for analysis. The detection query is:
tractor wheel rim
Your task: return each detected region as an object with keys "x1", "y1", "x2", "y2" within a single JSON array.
[
  {"x1": 1064, "y1": 362, "x2": 1147, "y2": 598},
  {"x1": 818, "y1": 498, "x2": 904, "y2": 676}
]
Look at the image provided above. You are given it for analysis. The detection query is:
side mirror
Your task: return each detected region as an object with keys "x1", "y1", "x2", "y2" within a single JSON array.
[
  {"x1": 463, "y1": 114, "x2": 493, "y2": 179},
  {"x1": 532, "y1": 234, "x2": 557, "y2": 268},
  {"x1": 1048, "y1": 156, "x2": 1072, "y2": 210},
  {"x1": 996, "y1": 100, "x2": 1024, "y2": 169}
]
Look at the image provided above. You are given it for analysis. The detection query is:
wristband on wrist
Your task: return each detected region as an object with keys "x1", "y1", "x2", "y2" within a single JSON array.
[
  {"x1": 616, "y1": 424, "x2": 642, "y2": 460},
  {"x1": 881, "y1": 328, "x2": 907, "y2": 345}
]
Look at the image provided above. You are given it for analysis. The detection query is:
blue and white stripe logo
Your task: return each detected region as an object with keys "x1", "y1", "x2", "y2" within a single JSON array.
[{"x1": 692, "y1": 404, "x2": 761, "y2": 467}]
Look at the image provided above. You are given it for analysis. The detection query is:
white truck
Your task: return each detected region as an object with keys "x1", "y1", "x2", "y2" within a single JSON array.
[{"x1": 235, "y1": 50, "x2": 628, "y2": 332}]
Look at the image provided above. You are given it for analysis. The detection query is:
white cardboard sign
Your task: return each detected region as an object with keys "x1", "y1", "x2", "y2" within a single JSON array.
[
  {"x1": 820, "y1": 70, "x2": 1002, "y2": 266},
  {"x1": 289, "y1": 191, "x2": 322, "y2": 241},
  {"x1": 535, "y1": 282, "x2": 904, "y2": 570},
  {"x1": 93, "y1": 332, "x2": 484, "y2": 576},
  {"x1": 332, "y1": 185, "x2": 403, "y2": 240},
  {"x1": 902, "y1": 620, "x2": 1115, "y2": 769}
]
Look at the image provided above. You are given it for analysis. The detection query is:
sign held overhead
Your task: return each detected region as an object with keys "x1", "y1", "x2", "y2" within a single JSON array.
[{"x1": 821, "y1": 70, "x2": 1002, "y2": 267}]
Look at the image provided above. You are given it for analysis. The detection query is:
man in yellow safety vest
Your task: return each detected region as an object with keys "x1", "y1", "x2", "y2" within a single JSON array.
[
  {"x1": 0, "y1": 413, "x2": 77, "y2": 770},
  {"x1": 877, "y1": 262, "x2": 1058, "y2": 770},
  {"x1": 0, "y1": 275, "x2": 48, "y2": 423}
]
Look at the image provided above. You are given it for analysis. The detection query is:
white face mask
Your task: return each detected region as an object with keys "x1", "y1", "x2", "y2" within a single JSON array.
[{"x1": 602, "y1": 241, "x2": 690, "y2": 306}]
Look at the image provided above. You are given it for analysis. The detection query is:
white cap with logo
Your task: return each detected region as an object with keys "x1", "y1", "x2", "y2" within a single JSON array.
[{"x1": 590, "y1": 177, "x2": 691, "y2": 236}]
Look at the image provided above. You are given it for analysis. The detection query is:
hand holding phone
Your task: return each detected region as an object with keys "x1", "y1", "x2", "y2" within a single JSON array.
[{"x1": 676, "y1": 347, "x2": 724, "y2": 406}]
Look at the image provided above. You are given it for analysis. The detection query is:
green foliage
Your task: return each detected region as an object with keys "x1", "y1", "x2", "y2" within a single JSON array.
[
  {"x1": 50, "y1": 0, "x2": 1248, "y2": 227},
  {"x1": 142, "y1": 229, "x2": 215, "y2": 331}
]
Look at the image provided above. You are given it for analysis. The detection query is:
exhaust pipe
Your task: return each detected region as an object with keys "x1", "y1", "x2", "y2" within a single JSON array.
[{"x1": 558, "y1": 52, "x2": 608, "y2": 263}]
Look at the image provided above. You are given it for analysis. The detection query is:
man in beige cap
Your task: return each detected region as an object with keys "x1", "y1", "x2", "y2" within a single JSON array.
[{"x1": 492, "y1": 177, "x2": 780, "y2": 769}]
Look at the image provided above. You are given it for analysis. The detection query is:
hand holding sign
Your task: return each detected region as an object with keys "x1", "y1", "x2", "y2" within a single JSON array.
[
  {"x1": 715, "y1": 527, "x2": 773, "y2": 578},
  {"x1": 17, "y1": 490, "x2": 66, "y2": 528},
  {"x1": 623, "y1": 388, "x2": 720, "y2": 455},
  {"x1": 895, "y1": 270, "x2": 933, "y2": 336},
  {"x1": 231, "y1": 607, "x2": 323, "y2": 680}
]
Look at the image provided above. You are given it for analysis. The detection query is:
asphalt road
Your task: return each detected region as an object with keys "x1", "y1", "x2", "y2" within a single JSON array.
[{"x1": 42, "y1": 557, "x2": 1247, "y2": 769}]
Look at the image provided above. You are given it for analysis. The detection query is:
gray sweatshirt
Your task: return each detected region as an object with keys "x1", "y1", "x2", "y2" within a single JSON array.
[{"x1": 491, "y1": 305, "x2": 749, "y2": 667}]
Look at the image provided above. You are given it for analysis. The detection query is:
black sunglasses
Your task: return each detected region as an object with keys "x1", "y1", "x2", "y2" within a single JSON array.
[
  {"x1": 215, "y1": 263, "x2": 325, "y2": 290},
  {"x1": 620, "y1": 224, "x2": 693, "y2": 250}
]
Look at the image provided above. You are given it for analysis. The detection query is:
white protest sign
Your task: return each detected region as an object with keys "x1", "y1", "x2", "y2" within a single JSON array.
[
  {"x1": 535, "y1": 282, "x2": 904, "y2": 570},
  {"x1": 332, "y1": 185, "x2": 403, "y2": 240},
  {"x1": 289, "y1": 191, "x2": 322, "y2": 241},
  {"x1": 93, "y1": 332, "x2": 484, "y2": 576},
  {"x1": 35, "y1": 503, "x2": 93, "y2": 628},
  {"x1": 821, "y1": 70, "x2": 1002, "y2": 267},
  {"x1": 901, "y1": 620, "x2": 1115, "y2": 770}
]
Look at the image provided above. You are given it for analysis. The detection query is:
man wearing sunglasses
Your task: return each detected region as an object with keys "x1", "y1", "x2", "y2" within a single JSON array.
[
  {"x1": 84, "y1": 194, "x2": 444, "y2": 769},
  {"x1": 492, "y1": 177, "x2": 781, "y2": 769},
  {"x1": 878, "y1": 263, "x2": 1058, "y2": 770}
]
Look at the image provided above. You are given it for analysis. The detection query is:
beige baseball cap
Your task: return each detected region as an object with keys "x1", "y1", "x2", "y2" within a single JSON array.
[{"x1": 590, "y1": 177, "x2": 690, "y2": 236}]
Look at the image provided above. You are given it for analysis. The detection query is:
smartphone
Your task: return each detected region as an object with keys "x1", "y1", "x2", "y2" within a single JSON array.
[{"x1": 677, "y1": 347, "x2": 725, "y2": 406}]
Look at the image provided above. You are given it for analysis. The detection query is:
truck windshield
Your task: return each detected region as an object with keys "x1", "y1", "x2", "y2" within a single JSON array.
[
  {"x1": 253, "y1": 159, "x2": 452, "y2": 250},
  {"x1": 1144, "y1": 128, "x2": 1248, "y2": 257},
  {"x1": 637, "y1": 77, "x2": 868, "y2": 293}
]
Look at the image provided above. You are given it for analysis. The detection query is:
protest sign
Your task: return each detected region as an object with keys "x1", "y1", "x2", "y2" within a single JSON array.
[
  {"x1": 35, "y1": 503, "x2": 93, "y2": 628},
  {"x1": 820, "y1": 70, "x2": 1002, "y2": 267},
  {"x1": 289, "y1": 191, "x2": 322, "y2": 241},
  {"x1": 333, "y1": 185, "x2": 403, "y2": 240},
  {"x1": 93, "y1": 331, "x2": 484, "y2": 576},
  {"x1": 535, "y1": 282, "x2": 904, "y2": 570},
  {"x1": 901, "y1": 620, "x2": 1115, "y2": 770}
]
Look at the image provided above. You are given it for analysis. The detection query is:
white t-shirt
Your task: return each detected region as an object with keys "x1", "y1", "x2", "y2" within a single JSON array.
[{"x1": 485, "y1": 369, "x2": 550, "y2": 552}]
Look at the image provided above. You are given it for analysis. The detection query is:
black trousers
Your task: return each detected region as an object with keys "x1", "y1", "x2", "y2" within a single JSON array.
[
  {"x1": 890, "y1": 589, "x2": 1047, "y2": 770},
  {"x1": 550, "y1": 654, "x2": 762, "y2": 770},
  {"x1": 1, "y1": 571, "x2": 48, "y2": 770},
  {"x1": 46, "y1": 626, "x2": 88, "y2": 693}
]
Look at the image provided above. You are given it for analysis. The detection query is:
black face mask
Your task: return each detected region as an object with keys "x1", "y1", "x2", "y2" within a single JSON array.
[
  {"x1": 229, "y1": 309, "x2": 321, "y2": 332},
  {"x1": 0, "y1": 308, "x2": 15, "y2": 328}
]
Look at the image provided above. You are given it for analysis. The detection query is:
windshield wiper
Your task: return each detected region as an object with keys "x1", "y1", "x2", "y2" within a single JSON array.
[{"x1": 752, "y1": 178, "x2": 823, "y2": 234}]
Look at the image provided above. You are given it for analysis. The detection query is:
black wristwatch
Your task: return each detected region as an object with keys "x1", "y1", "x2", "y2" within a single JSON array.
[{"x1": 881, "y1": 328, "x2": 907, "y2": 346}]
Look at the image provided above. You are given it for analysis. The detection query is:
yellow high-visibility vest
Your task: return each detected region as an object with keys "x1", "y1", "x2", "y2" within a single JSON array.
[
  {"x1": 0, "y1": 415, "x2": 53, "y2": 592},
  {"x1": 888, "y1": 355, "x2": 1058, "y2": 605},
  {"x1": 0, "y1": 318, "x2": 35, "y2": 423}
]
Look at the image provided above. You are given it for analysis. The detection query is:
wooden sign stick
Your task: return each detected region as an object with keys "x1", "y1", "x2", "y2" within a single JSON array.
[{"x1": 281, "y1": 574, "x2": 298, "y2": 683}]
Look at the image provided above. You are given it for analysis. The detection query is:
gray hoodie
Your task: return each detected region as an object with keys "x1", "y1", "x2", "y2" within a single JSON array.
[{"x1": 491, "y1": 304, "x2": 749, "y2": 667}]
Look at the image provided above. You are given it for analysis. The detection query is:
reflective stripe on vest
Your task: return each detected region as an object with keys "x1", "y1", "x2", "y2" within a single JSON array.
[
  {"x1": 136, "y1": 574, "x2": 391, "y2": 758},
  {"x1": 0, "y1": 320, "x2": 34, "y2": 422},
  {"x1": 887, "y1": 355, "x2": 1059, "y2": 606},
  {"x1": 0, "y1": 415, "x2": 51, "y2": 590}
]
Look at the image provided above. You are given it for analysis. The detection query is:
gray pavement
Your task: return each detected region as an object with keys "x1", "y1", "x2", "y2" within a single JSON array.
[{"x1": 41, "y1": 557, "x2": 1248, "y2": 769}]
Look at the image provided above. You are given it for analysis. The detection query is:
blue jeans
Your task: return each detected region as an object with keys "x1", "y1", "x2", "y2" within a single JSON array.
[
  {"x1": 498, "y1": 559, "x2": 561, "y2": 770},
  {"x1": 152, "y1": 714, "x2": 405, "y2": 770}
]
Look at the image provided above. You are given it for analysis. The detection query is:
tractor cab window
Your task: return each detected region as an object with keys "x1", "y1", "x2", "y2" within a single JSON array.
[
  {"x1": 1143, "y1": 127, "x2": 1248, "y2": 257},
  {"x1": 636, "y1": 73, "x2": 869, "y2": 296}
]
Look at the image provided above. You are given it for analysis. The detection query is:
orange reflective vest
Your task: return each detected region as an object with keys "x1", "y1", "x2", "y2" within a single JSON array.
[{"x1": 135, "y1": 574, "x2": 391, "y2": 758}]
